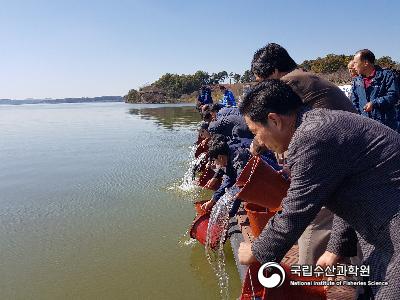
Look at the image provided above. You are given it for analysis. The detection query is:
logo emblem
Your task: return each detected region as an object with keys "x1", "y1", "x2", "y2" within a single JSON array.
[{"x1": 258, "y1": 262, "x2": 286, "y2": 288}]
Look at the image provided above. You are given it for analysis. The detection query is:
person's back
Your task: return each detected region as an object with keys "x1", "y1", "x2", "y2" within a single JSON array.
[
  {"x1": 252, "y1": 106, "x2": 400, "y2": 299},
  {"x1": 289, "y1": 108, "x2": 400, "y2": 236},
  {"x1": 223, "y1": 89, "x2": 236, "y2": 107},
  {"x1": 197, "y1": 86, "x2": 213, "y2": 106},
  {"x1": 390, "y1": 68, "x2": 400, "y2": 132},
  {"x1": 282, "y1": 69, "x2": 357, "y2": 112},
  {"x1": 208, "y1": 114, "x2": 254, "y2": 139},
  {"x1": 217, "y1": 107, "x2": 241, "y2": 119},
  {"x1": 219, "y1": 85, "x2": 236, "y2": 107}
]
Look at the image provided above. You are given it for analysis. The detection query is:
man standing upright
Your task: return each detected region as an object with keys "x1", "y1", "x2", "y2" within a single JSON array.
[{"x1": 351, "y1": 49, "x2": 399, "y2": 130}]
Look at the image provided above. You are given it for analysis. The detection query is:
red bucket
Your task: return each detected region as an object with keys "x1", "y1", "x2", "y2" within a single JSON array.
[
  {"x1": 190, "y1": 213, "x2": 211, "y2": 246},
  {"x1": 198, "y1": 167, "x2": 221, "y2": 191},
  {"x1": 244, "y1": 203, "x2": 276, "y2": 237},
  {"x1": 195, "y1": 138, "x2": 209, "y2": 158},
  {"x1": 241, "y1": 263, "x2": 326, "y2": 300},
  {"x1": 189, "y1": 201, "x2": 222, "y2": 249},
  {"x1": 236, "y1": 156, "x2": 289, "y2": 210}
]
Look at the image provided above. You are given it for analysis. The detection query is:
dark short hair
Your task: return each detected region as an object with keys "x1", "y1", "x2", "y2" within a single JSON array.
[
  {"x1": 356, "y1": 49, "x2": 375, "y2": 64},
  {"x1": 202, "y1": 104, "x2": 211, "y2": 112},
  {"x1": 210, "y1": 103, "x2": 223, "y2": 112},
  {"x1": 239, "y1": 79, "x2": 303, "y2": 124},
  {"x1": 219, "y1": 85, "x2": 226, "y2": 90},
  {"x1": 251, "y1": 43, "x2": 297, "y2": 79},
  {"x1": 198, "y1": 121, "x2": 209, "y2": 131},
  {"x1": 207, "y1": 134, "x2": 229, "y2": 159},
  {"x1": 202, "y1": 111, "x2": 212, "y2": 122}
]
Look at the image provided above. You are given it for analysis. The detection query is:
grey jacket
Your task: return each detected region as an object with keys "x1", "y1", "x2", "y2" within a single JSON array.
[{"x1": 252, "y1": 108, "x2": 400, "y2": 264}]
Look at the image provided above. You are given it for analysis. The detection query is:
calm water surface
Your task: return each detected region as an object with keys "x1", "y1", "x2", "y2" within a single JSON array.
[{"x1": 0, "y1": 103, "x2": 241, "y2": 299}]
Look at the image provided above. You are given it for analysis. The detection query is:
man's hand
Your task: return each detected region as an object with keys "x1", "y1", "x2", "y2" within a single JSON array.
[
  {"x1": 200, "y1": 138, "x2": 208, "y2": 147},
  {"x1": 316, "y1": 251, "x2": 342, "y2": 290},
  {"x1": 363, "y1": 102, "x2": 373, "y2": 112},
  {"x1": 278, "y1": 165, "x2": 291, "y2": 180},
  {"x1": 201, "y1": 199, "x2": 215, "y2": 212},
  {"x1": 238, "y1": 242, "x2": 258, "y2": 265},
  {"x1": 316, "y1": 251, "x2": 341, "y2": 268},
  {"x1": 205, "y1": 178, "x2": 218, "y2": 189}
]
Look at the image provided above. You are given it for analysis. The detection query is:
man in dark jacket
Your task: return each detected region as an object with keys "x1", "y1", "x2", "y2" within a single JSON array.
[
  {"x1": 210, "y1": 103, "x2": 241, "y2": 121},
  {"x1": 201, "y1": 135, "x2": 279, "y2": 216},
  {"x1": 238, "y1": 80, "x2": 400, "y2": 299},
  {"x1": 392, "y1": 68, "x2": 400, "y2": 133},
  {"x1": 200, "y1": 135, "x2": 251, "y2": 213},
  {"x1": 351, "y1": 49, "x2": 399, "y2": 130},
  {"x1": 208, "y1": 114, "x2": 254, "y2": 139},
  {"x1": 219, "y1": 85, "x2": 237, "y2": 107},
  {"x1": 196, "y1": 86, "x2": 213, "y2": 109}
]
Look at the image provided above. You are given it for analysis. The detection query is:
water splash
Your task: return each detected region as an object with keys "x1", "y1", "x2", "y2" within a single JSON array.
[
  {"x1": 166, "y1": 143, "x2": 205, "y2": 195},
  {"x1": 178, "y1": 147, "x2": 206, "y2": 192},
  {"x1": 178, "y1": 230, "x2": 198, "y2": 247},
  {"x1": 205, "y1": 186, "x2": 239, "y2": 300}
]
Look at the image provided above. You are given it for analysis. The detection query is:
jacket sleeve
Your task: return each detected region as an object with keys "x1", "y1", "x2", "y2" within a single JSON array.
[
  {"x1": 212, "y1": 174, "x2": 235, "y2": 202},
  {"x1": 251, "y1": 134, "x2": 347, "y2": 264},
  {"x1": 212, "y1": 146, "x2": 243, "y2": 202},
  {"x1": 207, "y1": 120, "x2": 222, "y2": 135},
  {"x1": 371, "y1": 71, "x2": 399, "y2": 110},
  {"x1": 326, "y1": 214, "x2": 358, "y2": 257},
  {"x1": 350, "y1": 80, "x2": 362, "y2": 114},
  {"x1": 212, "y1": 168, "x2": 225, "y2": 179},
  {"x1": 229, "y1": 91, "x2": 235, "y2": 103}
]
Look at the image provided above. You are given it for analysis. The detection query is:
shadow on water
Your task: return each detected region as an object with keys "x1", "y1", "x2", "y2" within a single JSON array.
[{"x1": 128, "y1": 105, "x2": 201, "y2": 130}]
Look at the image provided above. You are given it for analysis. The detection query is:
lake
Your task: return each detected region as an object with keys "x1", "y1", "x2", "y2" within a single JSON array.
[{"x1": 0, "y1": 103, "x2": 241, "y2": 299}]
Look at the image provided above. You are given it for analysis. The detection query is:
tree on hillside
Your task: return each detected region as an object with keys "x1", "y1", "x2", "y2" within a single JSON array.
[
  {"x1": 124, "y1": 89, "x2": 140, "y2": 103},
  {"x1": 233, "y1": 73, "x2": 241, "y2": 83},
  {"x1": 153, "y1": 71, "x2": 213, "y2": 98},
  {"x1": 193, "y1": 70, "x2": 211, "y2": 85},
  {"x1": 299, "y1": 54, "x2": 399, "y2": 75},
  {"x1": 298, "y1": 60, "x2": 312, "y2": 71},
  {"x1": 240, "y1": 70, "x2": 255, "y2": 83},
  {"x1": 376, "y1": 56, "x2": 397, "y2": 69},
  {"x1": 209, "y1": 71, "x2": 228, "y2": 85},
  {"x1": 228, "y1": 72, "x2": 234, "y2": 84},
  {"x1": 305, "y1": 54, "x2": 353, "y2": 74}
]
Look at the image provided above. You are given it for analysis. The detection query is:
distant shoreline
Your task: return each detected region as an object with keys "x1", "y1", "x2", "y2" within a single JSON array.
[{"x1": 0, "y1": 96, "x2": 123, "y2": 105}]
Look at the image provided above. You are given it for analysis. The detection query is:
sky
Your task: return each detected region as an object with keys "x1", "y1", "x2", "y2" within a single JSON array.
[{"x1": 0, "y1": 0, "x2": 399, "y2": 99}]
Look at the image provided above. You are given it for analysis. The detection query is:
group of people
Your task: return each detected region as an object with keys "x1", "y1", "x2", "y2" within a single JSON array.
[
  {"x1": 196, "y1": 84, "x2": 237, "y2": 109},
  {"x1": 194, "y1": 43, "x2": 400, "y2": 299}
]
